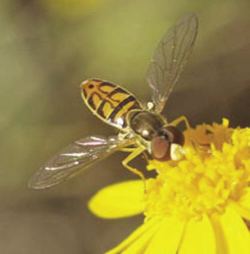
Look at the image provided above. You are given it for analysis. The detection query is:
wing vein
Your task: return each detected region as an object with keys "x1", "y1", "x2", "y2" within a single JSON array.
[{"x1": 146, "y1": 13, "x2": 198, "y2": 113}]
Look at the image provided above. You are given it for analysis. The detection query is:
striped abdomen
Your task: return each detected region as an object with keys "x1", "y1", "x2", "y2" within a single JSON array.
[{"x1": 80, "y1": 79, "x2": 142, "y2": 129}]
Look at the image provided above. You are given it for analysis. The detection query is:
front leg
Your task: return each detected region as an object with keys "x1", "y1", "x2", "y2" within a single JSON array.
[
  {"x1": 121, "y1": 145, "x2": 146, "y2": 181},
  {"x1": 169, "y1": 115, "x2": 190, "y2": 130}
]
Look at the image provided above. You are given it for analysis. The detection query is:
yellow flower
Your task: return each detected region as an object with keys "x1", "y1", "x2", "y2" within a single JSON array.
[{"x1": 89, "y1": 119, "x2": 250, "y2": 254}]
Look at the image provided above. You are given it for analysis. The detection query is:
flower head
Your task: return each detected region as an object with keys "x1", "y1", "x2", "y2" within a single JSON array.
[{"x1": 89, "y1": 119, "x2": 250, "y2": 254}]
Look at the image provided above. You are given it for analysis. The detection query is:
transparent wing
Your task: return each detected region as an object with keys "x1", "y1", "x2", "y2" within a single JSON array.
[
  {"x1": 146, "y1": 12, "x2": 198, "y2": 113},
  {"x1": 28, "y1": 136, "x2": 133, "y2": 189}
]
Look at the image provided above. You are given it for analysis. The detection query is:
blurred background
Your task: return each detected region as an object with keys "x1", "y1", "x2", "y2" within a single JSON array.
[{"x1": 0, "y1": 0, "x2": 250, "y2": 253}]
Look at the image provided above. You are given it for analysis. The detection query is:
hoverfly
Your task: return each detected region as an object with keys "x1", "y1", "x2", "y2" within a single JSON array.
[{"x1": 29, "y1": 13, "x2": 198, "y2": 189}]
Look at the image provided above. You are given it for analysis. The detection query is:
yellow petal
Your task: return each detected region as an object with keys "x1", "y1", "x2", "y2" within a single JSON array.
[
  {"x1": 235, "y1": 187, "x2": 250, "y2": 220},
  {"x1": 178, "y1": 215, "x2": 216, "y2": 254},
  {"x1": 229, "y1": 202, "x2": 250, "y2": 220},
  {"x1": 239, "y1": 188, "x2": 250, "y2": 207},
  {"x1": 211, "y1": 207, "x2": 250, "y2": 254},
  {"x1": 145, "y1": 216, "x2": 185, "y2": 254},
  {"x1": 121, "y1": 222, "x2": 161, "y2": 254},
  {"x1": 88, "y1": 180, "x2": 144, "y2": 219},
  {"x1": 105, "y1": 218, "x2": 161, "y2": 254}
]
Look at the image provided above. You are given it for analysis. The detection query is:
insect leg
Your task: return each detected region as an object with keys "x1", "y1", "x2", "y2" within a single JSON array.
[
  {"x1": 121, "y1": 147, "x2": 137, "y2": 152},
  {"x1": 169, "y1": 115, "x2": 190, "y2": 130},
  {"x1": 171, "y1": 116, "x2": 211, "y2": 153},
  {"x1": 122, "y1": 146, "x2": 146, "y2": 181},
  {"x1": 121, "y1": 147, "x2": 149, "y2": 164},
  {"x1": 141, "y1": 150, "x2": 149, "y2": 161}
]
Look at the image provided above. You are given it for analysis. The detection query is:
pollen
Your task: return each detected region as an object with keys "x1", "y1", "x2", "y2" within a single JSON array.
[{"x1": 144, "y1": 119, "x2": 250, "y2": 221}]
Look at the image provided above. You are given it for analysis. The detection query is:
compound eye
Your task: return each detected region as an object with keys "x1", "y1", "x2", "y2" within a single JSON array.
[
  {"x1": 161, "y1": 126, "x2": 184, "y2": 146},
  {"x1": 151, "y1": 136, "x2": 170, "y2": 161}
]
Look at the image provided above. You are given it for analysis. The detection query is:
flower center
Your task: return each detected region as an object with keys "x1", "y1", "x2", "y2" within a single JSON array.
[{"x1": 144, "y1": 120, "x2": 250, "y2": 221}]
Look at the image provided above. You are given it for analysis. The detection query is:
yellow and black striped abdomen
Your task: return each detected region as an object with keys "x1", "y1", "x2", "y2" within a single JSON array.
[{"x1": 80, "y1": 79, "x2": 142, "y2": 129}]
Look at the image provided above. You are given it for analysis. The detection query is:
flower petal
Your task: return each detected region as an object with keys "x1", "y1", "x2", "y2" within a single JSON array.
[
  {"x1": 105, "y1": 218, "x2": 161, "y2": 254},
  {"x1": 229, "y1": 202, "x2": 250, "y2": 221},
  {"x1": 144, "y1": 216, "x2": 185, "y2": 254},
  {"x1": 178, "y1": 215, "x2": 216, "y2": 254},
  {"x1": 121, "y1": 222, "x2": 161, "y2": 254},
  {"x1": 232, "y1": 187, "x2": 250, "y2": 220},
  {"x1": 88, "y1": 180, "x2": 144, "y2": 219},
  {"x1": 211, "y1": 207, "x2": 250, "y2": 254}
]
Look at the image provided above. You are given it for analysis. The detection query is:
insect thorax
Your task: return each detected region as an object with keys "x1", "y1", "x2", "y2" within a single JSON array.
[
  {"x1": 81, "y1": 79, "x2": 142, "y2": 129},
  {"x1": 127, "y1": 109, "x2": 167, "y2": 148}
]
